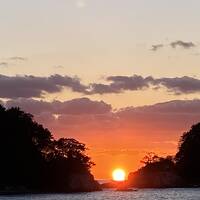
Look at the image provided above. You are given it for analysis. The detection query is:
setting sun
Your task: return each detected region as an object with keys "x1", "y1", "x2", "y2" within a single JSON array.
[{"x1": 112, "y1": 169, "x2": 126, "y2": 181}]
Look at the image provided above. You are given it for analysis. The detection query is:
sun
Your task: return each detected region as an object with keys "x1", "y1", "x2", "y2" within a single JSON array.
[{"x1": 112, "y1": 168, "x2": 126, "y2": 181}]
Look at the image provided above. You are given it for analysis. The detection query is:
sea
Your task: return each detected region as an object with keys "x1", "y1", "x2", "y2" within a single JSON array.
[{"x1": 0, "y1": 188, "x2": 200, "y2": 200}]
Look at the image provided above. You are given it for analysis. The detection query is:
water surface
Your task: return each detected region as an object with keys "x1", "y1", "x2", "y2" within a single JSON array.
[{"x1": 0, "y1": 188, "x2": 200, "y2": 200}]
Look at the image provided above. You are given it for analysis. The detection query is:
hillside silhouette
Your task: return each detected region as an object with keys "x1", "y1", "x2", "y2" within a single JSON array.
[
  {"x1": 128, "y1": 122, "x2": 200, "y2": 188},
  {"x1": 0, "y1": 105, "x2": 100, "y2": 193}
]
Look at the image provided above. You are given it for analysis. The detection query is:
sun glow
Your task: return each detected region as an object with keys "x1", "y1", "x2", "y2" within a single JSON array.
[{"x1": 112, "y1": 169, "x2": 126, "y2": 181}]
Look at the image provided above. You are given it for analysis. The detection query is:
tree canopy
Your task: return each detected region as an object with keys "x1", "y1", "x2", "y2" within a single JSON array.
[
  {"x1": 129, "y1": 122, "x2": 200, "y2": 187},
  {"x1": 140, "y1": 153, "x2": 175, "y2": 173},
  {"x1": 0, "y1": 105, "x2": 96, "y2": 192},
  {"x1": 175, "y1": 122, "x2": 200, "y2": 184}
]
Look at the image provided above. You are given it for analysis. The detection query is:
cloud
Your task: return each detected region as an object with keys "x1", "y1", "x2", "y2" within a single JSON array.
[
  {"x1": 6, "y1": 98, "x2": 112, "y2": 115},
  {"x1": 54, "y1": 65, "x2": 64, "y2": 69},
  {"x1": 96, "y1": 148, "x2": 140, "y2": 156},
  {"x1": 0, "y1": 57, "x2": 26, "y2": 68},
  {"x1": 119, "y1": 99, "x2": 200, "y2": 115},
  {"x1": 150, "y1": 40, "x2": 196, "y2": 52},
  {"x1": 154, "y1": 76, "x2": 200, "y2": 95},
  {"x1": 6, "y1": 98, "x2": 53, "y2": 114},
  {"x1": 9, "y1": 57, "x2": 27, "y2": 61},
  {"x1": 170, "y1": 40, "x2": 196, "y2": 49},
  {"x1": 5, "y1": 98, "x2": 116, "y2": 136},
  {"x1": 89, "y1": 75, "x2": 200, "y2": 95},
  {"x1": 0, "y1": 62, "x2": 8, "y2": 67},
  {"x1": 115, "y1": 99, "x2": 200, "y2": 136},
  {"x1": 4, "y1": 98, "x2": 200, "y2": 139},
  {"x1": 150, "y1": 44, "x2": 164, "y2": 51},
  {"x1": 89, "y1": 75, "x2": 153, "y2": 94},
  {"x1": 0, "y1": 74, "x2": 88, "y2": 98},
  {"x1": 52, "y1": 98, "x2": 112, "y2": 115},
  {"x1": 2, "y1": 74, "x2": 200, "y2": 98}
]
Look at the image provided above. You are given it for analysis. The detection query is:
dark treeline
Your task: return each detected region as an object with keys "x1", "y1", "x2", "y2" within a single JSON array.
[
  {"x1": 128, "y1": 122, "x2": 200, "y2": 188},
  {"x1": 0, "y1": 105, "x2": 100, "y2": 193}
]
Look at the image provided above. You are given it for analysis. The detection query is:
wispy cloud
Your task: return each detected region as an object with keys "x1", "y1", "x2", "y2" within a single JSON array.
[
  {"x1": 150, "y1": 44, "x2": 164, "y2": 51},
  {"x1": 150, "y1": 40, "x2": 196, "y2": 52},
  {"x1": 54, "y1": 65, "x2": 64, "y2": 69},
  {"x1": 9, "y1": 56, "x2": 27, "y2": 61},
  {"x1": 0, "y1": 62, "x2": 8, "y2": 67},
  {"x1": 0, "y1": 56, "x2": 27, "y2": 68}
]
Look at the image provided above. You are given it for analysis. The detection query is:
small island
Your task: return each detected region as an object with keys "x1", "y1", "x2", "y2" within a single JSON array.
[
  {"x1": 128, "y1": 122, "x2": 200, "y2": 188},
  {"x1": 0, "y1": 105, "x2": 101, "y2": 194}
]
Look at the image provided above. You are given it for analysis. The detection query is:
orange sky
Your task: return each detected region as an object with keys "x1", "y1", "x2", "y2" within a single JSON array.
[{"x1": 39, "y1": 106, "x2": 198, "y2": 179}]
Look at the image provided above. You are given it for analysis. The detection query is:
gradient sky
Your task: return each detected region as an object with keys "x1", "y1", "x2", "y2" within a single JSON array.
[{"x1": 1, "y1": 0, "x2": 200, "y2": 179}]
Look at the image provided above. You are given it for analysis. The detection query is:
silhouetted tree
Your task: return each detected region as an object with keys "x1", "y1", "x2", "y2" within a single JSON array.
[
  {"x1": 128, "y1": 154, "x2": 180, "y2": 188},
  {"x1": 140, "y1": 153, "x2": 175, "y2": 172},
  {"x1": 175, "y1": 122, "x2": 200, "y2": 184},
  {"x1": 141, "y1": 152, "x2": 160, "y2": 165},
  {"x1": 0, "y1": 105, "x2": 96, "y2": 192}
]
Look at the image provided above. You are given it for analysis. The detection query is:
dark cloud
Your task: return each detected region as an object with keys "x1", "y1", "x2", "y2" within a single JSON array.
[
  {"x1": 4, "y1": 98, "x2": 200, "y2": 137},
  {"x1": 154, "y1": 76, "x2": 200, "y2": 94},
  {"x1": 49, "y1": 74, "x2": 87, "y2": 93},
  {"x1": 89, "y1": 83, "x2": 120, "y2": 94},
  {"x1": 4, "y1": 98, "x2": 117, "y2": 135},
  {"x1": 118, "y1": 99, "x2": 200, "y2": 115},
  {"x1": 6, "y1": 98, "x2": 112, "y2": 115},
  {"x1": 150, "y1": 40, "x2": 196, "y2": 52},
  {"x1": 170, "y1": 40, "x2": 196, "y2": 49},
  {"x1": 52, "y1": 98, "x2": 112, "y2": 115},
  {"x1": 1, "y1": 74, "x2": 200, "y2": 98},
  {"x1": 0, "y1": 74, "x2": 88, "y2": 98},
  {"x1": 6, "y1": 98, "x2": 53, "y2": 114},
  {"x1": 150, "y1": 44, "x2": 164, "y2": 51},
  {"x1": 89, "y1": 75, "x2": 153, "y2": 94},
  {"x1": 5, "y1": 98, "x2": 117, "y2": 137},
  {"x1": 116, "y1": 99, "x2": 200, "y2": 133},
  {"x1": 89, "y1": 75, "x2": 200, "y2": 95}
]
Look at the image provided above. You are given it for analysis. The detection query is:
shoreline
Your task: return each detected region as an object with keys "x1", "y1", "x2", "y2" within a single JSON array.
[{"x1": 1, "y1": 186, "x2": 200, "y2": 195}]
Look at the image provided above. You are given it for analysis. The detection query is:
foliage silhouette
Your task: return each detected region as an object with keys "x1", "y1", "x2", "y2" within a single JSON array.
[
  {"x1": 140, "y1": 154, "x2": 175, "y2": 172},
  {"x1": 0, "y1": 105, "x2": 98, "y2": 192},
  {"x1": 175, "y1": 122, "x2": 200, "y2": 185},
  {"x1": 128, "y1": 154, "x2": 182, "y2": 188},
  {"x1": 129, "y1": 122, "x2": 200, "y2": 187},
  {"x1": 140, "y1": 152, "x2": 160, "y2": 165}
]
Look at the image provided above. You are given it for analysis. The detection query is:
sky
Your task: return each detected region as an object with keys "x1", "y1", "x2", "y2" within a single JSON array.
[{"x1": 1, "y1": 0, "x2": 200, "y2": 178}]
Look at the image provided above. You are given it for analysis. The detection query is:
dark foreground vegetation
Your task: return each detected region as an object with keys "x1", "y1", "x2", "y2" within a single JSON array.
[
  {"x1": 0, "y1": 105, "x2": 101, "y2": 193},
  {"x1": 128, "y1": 123, "x2": 200, "y2": 188}
]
